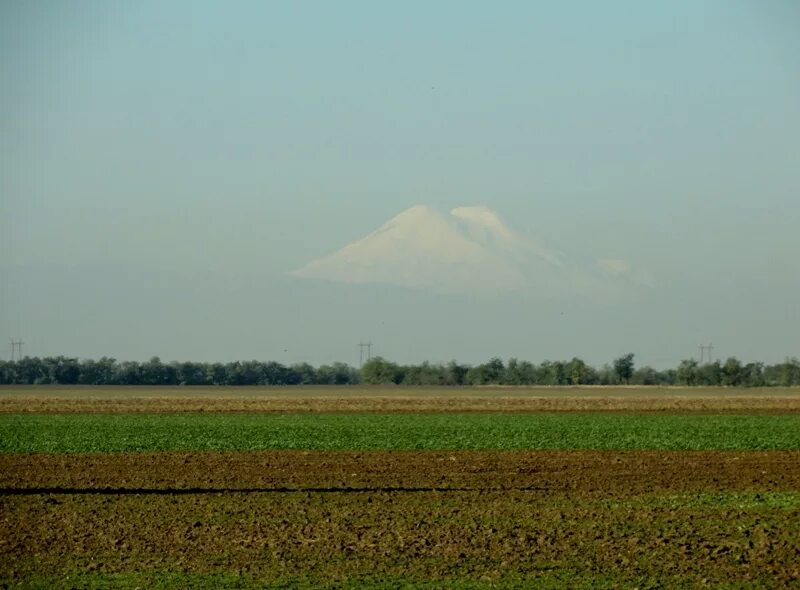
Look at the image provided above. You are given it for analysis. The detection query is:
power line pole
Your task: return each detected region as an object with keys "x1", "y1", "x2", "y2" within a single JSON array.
[
  {"x1": 358, "y1": 341, "x2": 373, "y2": 367},
  {"x1": 698, "y1": 343, "x2": 714, "y2": 364},
  {"x1": 10, "y1": 339, "x2": 23, "y2": 361}
]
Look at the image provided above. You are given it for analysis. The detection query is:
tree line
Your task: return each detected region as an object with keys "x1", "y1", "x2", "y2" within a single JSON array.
[{"x1": 1, "y1": 354, "x2": 799, "y2": 387}]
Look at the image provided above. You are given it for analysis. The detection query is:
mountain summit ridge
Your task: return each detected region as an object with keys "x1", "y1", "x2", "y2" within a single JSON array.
[{"x1": 291, "y1": 205, "x2": 643, "y2": 297}]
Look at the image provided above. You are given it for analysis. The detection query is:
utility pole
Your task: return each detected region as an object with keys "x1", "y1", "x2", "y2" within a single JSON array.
[
  {"x1": 10, "y1": 339, "x2": 23, "y2": 361},
  {"x1": 358, "y1": 341, "x2": 373, "y2": 367},
  {"x1": 698, "y1": 343, "x2": 714, "y2": 364}
]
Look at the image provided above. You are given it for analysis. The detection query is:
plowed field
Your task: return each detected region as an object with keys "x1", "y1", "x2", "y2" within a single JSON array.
[
  {"x1": 3, "y1": 384, "x2": 800, "y2": 414},
  {"x1": 1, "y1": 387, "x2": 799, "y2": 588},
  {"x1": 1, "y1": 450, "x2": 799, "y2": 494}
]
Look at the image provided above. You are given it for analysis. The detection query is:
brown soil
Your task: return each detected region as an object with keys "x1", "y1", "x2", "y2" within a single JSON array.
[
  {"x1": 3, "y1": 394, "x2": 800, "y2": 414},
  {"x1": 2, "y1": 488, "x2": 798, "y2": 586},
  {"x1": 2, "y1": 450, "x2": 798, "y2": 494},
  {"x1": 2, "y1": 450, "x2": 799, "y2": 586}
]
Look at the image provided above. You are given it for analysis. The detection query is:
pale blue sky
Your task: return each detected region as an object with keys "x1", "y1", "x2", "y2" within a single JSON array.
[{"x1": 2, "y1": 1, "x2": 799, "y2": 367}]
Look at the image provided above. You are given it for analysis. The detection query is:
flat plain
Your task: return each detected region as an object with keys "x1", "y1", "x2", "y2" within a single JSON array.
[
  {"x1": 1, "y1": 386, "x2": 799, "y2": 588},
  {"x1": 2, "y1": 384, "x2": 800, "y2": 413}
]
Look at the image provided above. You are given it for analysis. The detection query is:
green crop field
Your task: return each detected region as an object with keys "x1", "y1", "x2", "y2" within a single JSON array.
[{"x1": 2, "y1": 413, "x2": 800, "y2": 453}]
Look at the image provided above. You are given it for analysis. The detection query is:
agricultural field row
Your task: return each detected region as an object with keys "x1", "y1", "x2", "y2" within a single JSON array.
[
  {"x1": 4, "y1": 488, "x2": 800, "y2": 589},
  {"x1": 3, "y1": 394, "x2": 800, "y2": 414},
  {"x1": 2, "y1": 390, "x2": 799, "y2": 588},
  {"x1": 3, "y1": 384, "x2": 800, "y2": 398},
  {"x1": 2, "y1": 450, "x2": 798, "y2": 494},
  {"x1": 3, "y1": 413, "x2": 800, "y2": 453}
]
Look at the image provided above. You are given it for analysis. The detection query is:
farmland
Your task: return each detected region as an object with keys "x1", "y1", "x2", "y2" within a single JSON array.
[
  {"x1": 1, "y1": 386, "x2": 799, "y2": 588},
  {"x1": 3, "y1": 413, "x2": 800, "y2": 453}
]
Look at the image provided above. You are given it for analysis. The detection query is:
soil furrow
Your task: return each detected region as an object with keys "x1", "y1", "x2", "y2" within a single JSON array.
[
  {"x1": 3, "y1": 450, "x2": 798, "y2": 495},
  {"x1": 3, "y1": 395, "x2": 800, "y2": 413}
]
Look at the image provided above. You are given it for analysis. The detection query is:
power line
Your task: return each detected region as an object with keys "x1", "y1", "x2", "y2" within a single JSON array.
[
  {"x1": 698, "y1": 343, "x2": 714, "y2": 364},
  {"x1": 10, "y1": 339, "x2": 24, "y2": 361},
  {"x1": 358, "y1": 341, "x2": 372, "y2": 367}
]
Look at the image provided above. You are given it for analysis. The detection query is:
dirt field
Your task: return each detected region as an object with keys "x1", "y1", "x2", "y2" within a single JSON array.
[
  {"x1": 0, "y1": 390, "x2": 800, "y2": 414},
  {"x1": 2, "y1": 450, "x2": 799, "y2": 494},
  {"x1": 9, "y1": 385, "x2": 800, "y2": 397},
  {"x1": 2, "y1": 452, "x2": 799, "y2": 587}
]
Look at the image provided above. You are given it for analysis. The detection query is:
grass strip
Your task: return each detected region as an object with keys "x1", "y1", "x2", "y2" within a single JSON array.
[{"x1": 2, "y1": 413, "x2": 800, "y2": 453}]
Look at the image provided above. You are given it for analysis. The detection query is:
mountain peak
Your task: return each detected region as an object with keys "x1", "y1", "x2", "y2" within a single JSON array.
[
  {"x1": 377, "y1": 205, "x2": 453, "y2": 235},
  {"x1": 291, "y1": 204, "x2": 642, "y2": 297},
  {"x1": 292, "y1": 205, "x2": 548, "y2": 295}
]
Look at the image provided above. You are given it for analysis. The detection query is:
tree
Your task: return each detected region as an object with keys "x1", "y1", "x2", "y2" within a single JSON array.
[
  {"x1": 780, "y1": 358, "x2": 800, "y2": 387},
  {"x1": 141, "y1": 357, "x2": 166, "y2": 385},
  {"x1": 0, "y1": 361, "x2": 14, "y2": 384},
  {"x1": 503, "y1": 358, "x2": 537, "y2": 385},
  {"x1": 676, "y1": 359, "x2": 699, "y2": 386},
  {"x1": 317, "y1": 363, "x2": 358, "y2": 385},
  {"x1": 43, "y1": 356, "x2": 81, "y2": 384},
  {"x1": 595, "y1": 363, "x2": 615, "y2": 385},
  {"x1": 466, "y1": 358, "x2": 505, "y2": 385},
  {"x1": 360, "y1": 357, "x2": 403, "y2": 385},
  {"x1": 631, "y1": 366, "x2": 660, "y2": 386},
  {"x1": 612, "y1": 353, "x2": 635, "y2": 385},
  {"x1": 291, "y1": 363, "x2": 317, "y2": 385},
  {"x1": 177, "y1": 361, "x2": 208, "y2": 385},
  {"x1": 741, "y1": 362, "x2": 765, "y2": 387},
  {"x1": 696, "y1": 360, "x2": 722, "y2": 386},
  {"x1": 539, "y1": 360, "x2": 568, "y2": 385},
  {"x1": 205, "y1": 363, "x2": 227, "y2": 385},
  {"x1": 567, "y1": 358, "x2": 588, "y2": 385},
  {"x1": 114, "y1": 361, "x2": 142, "y2": 385},
  {"x1": 721, "y1": 357, "x2": 743, "y2": 387},
  {"x1": 444, "y1": 361, "x2": 469, "y2": 386}
]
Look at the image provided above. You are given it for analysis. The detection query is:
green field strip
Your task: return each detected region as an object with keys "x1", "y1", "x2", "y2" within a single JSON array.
[{"x1": 2, "y1": 413, "x2": 800, "y2": 453}]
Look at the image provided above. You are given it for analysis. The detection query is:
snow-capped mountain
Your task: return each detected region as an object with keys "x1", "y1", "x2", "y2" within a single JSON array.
[{"x1": 291, "y1": 205, "x2": 644, "y2": 297}]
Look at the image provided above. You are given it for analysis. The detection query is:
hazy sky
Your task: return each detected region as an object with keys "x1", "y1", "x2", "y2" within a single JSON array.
[{"x1": 2, "y1": 1, "x2": 799, "y2": 367}]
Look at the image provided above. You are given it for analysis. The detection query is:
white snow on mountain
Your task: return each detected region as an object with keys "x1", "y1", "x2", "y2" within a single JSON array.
[{"x1": 291, "y1": 205, "x2": 646, "y2": 297}]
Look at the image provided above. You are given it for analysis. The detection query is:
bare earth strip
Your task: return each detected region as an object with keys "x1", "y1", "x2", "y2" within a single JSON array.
[
  {"x1": 3, "y1": 395, "x2": 800, "y2": 414},
  {"x1": 2, "y1": 450, "x2": 798, "y2": 494},
  {"x1": 1, "y1": 451, "x2": 799, "y2": 587},
  {"x1": 3, "y1": 491, "x2": 799, "y2": 587},
  {"x1": 8, "y1": 385, "x2": 800, "y2": 397}
]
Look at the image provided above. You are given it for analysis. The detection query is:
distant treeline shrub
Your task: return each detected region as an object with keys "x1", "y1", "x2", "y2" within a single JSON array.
[{"x1": 1, "y1": 355, "x2": 799, "y2": 387}]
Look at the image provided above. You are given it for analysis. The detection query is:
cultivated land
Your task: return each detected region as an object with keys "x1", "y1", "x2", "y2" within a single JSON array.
[
  {"x1": 1, "y1": 386, "x2": 799, "y2": 588},
  {"x1": 2, "y1": 385, "x2": 800, "y2": 414}
]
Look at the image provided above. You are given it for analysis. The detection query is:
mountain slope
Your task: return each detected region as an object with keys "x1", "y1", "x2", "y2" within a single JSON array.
[
  {"x1": 293, "y1": 206, "x2": 555, "y2": 295},
  {"x1": 291, "y1": 205, "x2": 642, "y2": 297}
]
